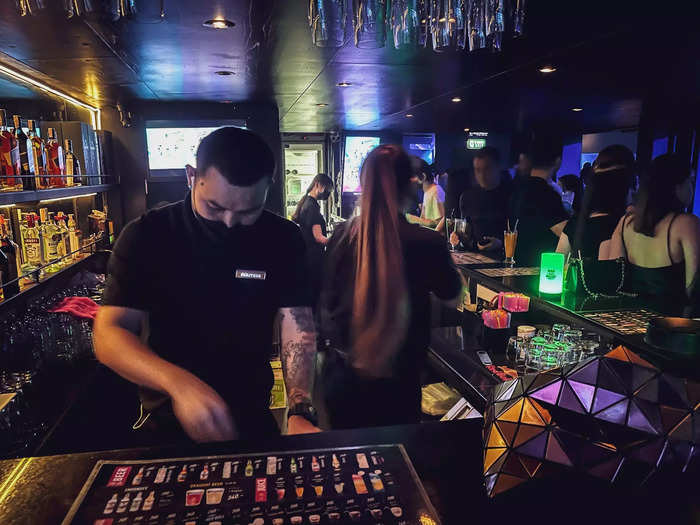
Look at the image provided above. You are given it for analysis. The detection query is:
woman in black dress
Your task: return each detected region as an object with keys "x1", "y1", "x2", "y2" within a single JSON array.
[{"x1": 556, "y1": 145, "x2": 635, "y2": 259}]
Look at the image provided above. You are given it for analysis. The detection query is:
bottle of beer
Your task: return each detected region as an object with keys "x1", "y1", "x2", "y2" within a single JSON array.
[{"x1": 12, "y1": 115, "x2": 33, "y2": 191}]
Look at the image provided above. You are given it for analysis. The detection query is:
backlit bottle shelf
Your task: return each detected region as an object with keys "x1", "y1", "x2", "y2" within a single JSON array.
[{"x1": 0, "y1": 182, "x2": 117, "y2": 206}]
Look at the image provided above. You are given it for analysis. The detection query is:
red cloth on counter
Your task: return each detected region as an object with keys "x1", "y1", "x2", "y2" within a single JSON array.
[{"x1": 48, "y1": 296, "x2": 99, "y2": 320}]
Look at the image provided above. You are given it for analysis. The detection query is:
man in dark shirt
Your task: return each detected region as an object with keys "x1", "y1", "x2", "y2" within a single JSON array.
[
  {"x1": 94, "y1": 128, "x2": 320, "y2": 443},
  {"x1": 510, "y1": 132, "x2": 568, "y2": 266},
  {"x1": 454, "y1": 146, "x2": 512, "y2": 251}
]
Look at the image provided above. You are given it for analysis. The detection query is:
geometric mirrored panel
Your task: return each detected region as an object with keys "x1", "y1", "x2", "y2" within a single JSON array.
[{"x1": 483, "y1": 347, "x2": 700, "y2": 497}]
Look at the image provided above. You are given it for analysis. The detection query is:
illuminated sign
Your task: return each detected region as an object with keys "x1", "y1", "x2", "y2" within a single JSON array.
[
  {"x1": 467, "y1": 138, "x2": 487, "y2": 150},
  {"x1": 539, "y1": 253, "x2": 565, "y2": 294}
]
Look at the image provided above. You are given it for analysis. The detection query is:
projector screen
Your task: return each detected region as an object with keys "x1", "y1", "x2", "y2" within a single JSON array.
[
  {"x1": 342, "y1": 136, "x2": 380, "y2": 193},
  {"x1": 145, "y1": 120, "x2": 247, "y2": 176}
]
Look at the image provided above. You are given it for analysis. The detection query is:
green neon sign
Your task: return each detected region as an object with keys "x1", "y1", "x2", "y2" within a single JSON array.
[{"x1": 467, "y1": 138, "x2": 487, "y2": 150}]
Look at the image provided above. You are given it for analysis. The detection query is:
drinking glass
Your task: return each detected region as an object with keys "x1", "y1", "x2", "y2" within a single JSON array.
[
  {"x1": 552, "y1": 323, "x2": 570, "y2": 342},
  {"x1": 503, "y1": 230, "x2": 517, "y2": 265},
  {"x1": 541, "y1": 343, "x2": 559, "y2": 370},
  {"x1": 526, "y1": 336, "x2": 547, "y2": 372}
]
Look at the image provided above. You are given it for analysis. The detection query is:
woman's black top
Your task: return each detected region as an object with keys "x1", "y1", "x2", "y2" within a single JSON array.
[{"x1": 564, "y1": 214, "x2": 620, "y2": 258}]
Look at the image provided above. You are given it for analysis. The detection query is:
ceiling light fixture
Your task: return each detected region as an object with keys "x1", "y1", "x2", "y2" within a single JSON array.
[
  {"x1": 214, "y1": 70, "x2": 235, "y2": 76},
  {"x1": 0, "y1": 64, "x2": 101, "y2": 130},
  {"x1": 336, "y1": 82, "x2": 352, "y2": 87},
  {"x1": 463, "y1": 128, "x2": 470, "y2": 132},
  {"x1": 571, "y1": 107, "x2": 583, "y2": 112},
  {"x1": 405, "y1": 113, "x2": 414, "y2": 118},
  {"x1": 316, "y1": 103, "x2": 328, "y2": 107},
  {"x1": 451, "y1": 97, "x2": 462, "y2": 103},
  {"x1": 203, "y1": 18, "x2": 235, "y2": 29},
  {"x1": 538, "y1": 66, "x2": 557, "y2": 73}
]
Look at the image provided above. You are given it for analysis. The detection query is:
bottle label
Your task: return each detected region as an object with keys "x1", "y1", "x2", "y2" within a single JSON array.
[
  {"x1": 25, "y1": 237, "x2": 41, "y2": 264},
  {"x1": 0, "y1": 131, "x2": 15, "y2": 176}
]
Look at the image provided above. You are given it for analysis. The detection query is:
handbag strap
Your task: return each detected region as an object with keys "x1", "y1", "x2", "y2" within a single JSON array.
[{"x1": 574, "y1": 253, "x2": 638, "y2": 299}]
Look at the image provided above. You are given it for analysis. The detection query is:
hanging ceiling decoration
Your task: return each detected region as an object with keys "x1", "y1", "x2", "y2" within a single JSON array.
[
  {"x1": 311, "y1": 0, "x2": 525, "y2": 51},
  {"x1": 13, "y1": 0, "x2": 138, "y2": 21}
]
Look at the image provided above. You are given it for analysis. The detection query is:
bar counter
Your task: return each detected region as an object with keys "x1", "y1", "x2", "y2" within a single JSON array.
[{"x1": 1, "y1": 420, "x2": 698, "y2": 525}]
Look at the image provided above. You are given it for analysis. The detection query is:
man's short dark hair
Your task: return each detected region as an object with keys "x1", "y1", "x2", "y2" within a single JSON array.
[
  {"x1": 196, "y1": 127, "x2": 275, "y2": 186},
  {"x1": 474, "y1": 146, "x2": 501, "y2": 164},
  {"x1": 528, "y1": 131, "x2": 564, "y2": 169}
]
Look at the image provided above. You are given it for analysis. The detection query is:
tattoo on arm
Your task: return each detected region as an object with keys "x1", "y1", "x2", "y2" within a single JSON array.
[{"x1": 279, "y1": 307, "x2": 317, "y2": 408}]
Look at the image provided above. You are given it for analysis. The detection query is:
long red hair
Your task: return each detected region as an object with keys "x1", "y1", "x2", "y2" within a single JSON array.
[{"x1": 350, "y1": 145, "x2": 411, "y2": 377}]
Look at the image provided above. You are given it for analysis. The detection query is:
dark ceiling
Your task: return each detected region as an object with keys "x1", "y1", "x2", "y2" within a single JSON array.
[{"x1": 0, "y1": 0, "x2": 698, "y2": 134}]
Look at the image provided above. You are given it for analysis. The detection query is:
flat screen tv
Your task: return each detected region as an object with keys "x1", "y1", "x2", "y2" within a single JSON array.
[
  {"x1": 145, "y1": 120, "x2": 246, "y2": 177},
  {"x1": 342, "y1": 136, "x2": 380, "y2": 193}
]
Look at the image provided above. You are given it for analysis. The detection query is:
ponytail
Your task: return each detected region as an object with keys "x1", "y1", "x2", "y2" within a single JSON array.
[
  {"x1": 350, "y1": 145, "x2": 410, "y2": 377},
  {"x1": 291, "y1": 173, "x2": 333, "y2": 223}
]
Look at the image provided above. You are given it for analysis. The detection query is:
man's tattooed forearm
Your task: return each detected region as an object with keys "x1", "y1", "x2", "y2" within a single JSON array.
[{"x1": 281, "y1": 336, "x2": 315, "y2": 406}]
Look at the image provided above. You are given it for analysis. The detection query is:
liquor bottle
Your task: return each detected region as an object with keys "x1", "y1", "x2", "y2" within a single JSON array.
[
  {"x1": 103, "y1": 494, "x2": 118, "y2": 514},
  {"x1": 45, "y1": 128, "x2": 64, "y2": 188},
  {"x1": 116, "y1": 493, "x2": 130, "y2": 514},
  {"x1": 39, "y1": 209, "x2": 59, "y2": 273},
  {"x1": 0, "y1": 215, "x2": 20, "y2": 299},
  {"x1": 12, "y1": 115, "x2": 33, "y2": 191},
  {"x1": 20, "y1": 213, "x2": 42, "y2": 272},
  {"x1": 199, "y1": 464, "x2": 209, "y2": 480},
  {"x1": 244, "y1": 459, "x2": 253, "y2": 477},
  {"x1": 54, "y1": 212, "x2": 70, "y2": 265},
  {"x1": 63, "y1": 139, "x2": 81, "y2": 186},
  {"x1": 67, "y1": 213, "x2": 80, "y2": 259},
  {"x1": 142, "y1": 491, "x2": 155, "y2": 511},
  {"x1": 0, "y1": 109, "x2": 18, "y2": 192},
  {"x1": 177, "y1": 465, "x2": 187, "y2": 482},
  {"x1": 129, "y1": 491, "x2": 143, "y2": 512},
  {"x1": 27, "y1": 120, "x2": 47, "y2": 189}
]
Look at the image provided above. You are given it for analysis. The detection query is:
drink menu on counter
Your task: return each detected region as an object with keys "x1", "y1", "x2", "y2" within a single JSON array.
[{"x1": 62, "y1": 444, "x2": 441, "y2": 525}]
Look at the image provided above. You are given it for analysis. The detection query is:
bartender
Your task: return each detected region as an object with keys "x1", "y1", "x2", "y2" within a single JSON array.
[{"x1": 93, "y1": 127, "x2": 320, "y2": 443}]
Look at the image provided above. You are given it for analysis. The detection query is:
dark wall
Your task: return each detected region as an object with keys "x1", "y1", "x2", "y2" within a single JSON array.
[{"x1": 102, "y1": 101, "x2": 282, "y2": 227}]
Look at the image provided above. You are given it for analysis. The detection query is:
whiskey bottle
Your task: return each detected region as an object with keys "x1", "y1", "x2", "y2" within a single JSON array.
[
  {"x1": 12, "y1": 115, "x2": 33, "y2": 191},
  {"x1": 45, "y1": 128, "x2": 65, "y2": 188},
  {"x1": 63, "y1": 139, "x2": 80, "y2": 187},
  {"x1": 0, "y1": 109, "x2": 19, "y2": 192},
  {"x1": 27, "y1": 120, "x2": 47, "y2": 189}
]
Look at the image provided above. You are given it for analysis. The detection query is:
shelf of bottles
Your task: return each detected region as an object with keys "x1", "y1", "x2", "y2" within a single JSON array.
[
  {"x1": 0, "y1": 108, "x2": 117, "y2": 204},
  {"x1": 0, "y1": 193, "x2": 113, "y2": 305}
]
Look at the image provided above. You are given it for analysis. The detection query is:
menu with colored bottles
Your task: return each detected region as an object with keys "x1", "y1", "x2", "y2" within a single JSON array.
[{"x1": 61, "y1": 445, "x2": 441, "y2": 525}]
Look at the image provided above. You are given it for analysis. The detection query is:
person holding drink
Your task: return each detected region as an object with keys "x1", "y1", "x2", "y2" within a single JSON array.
[{"x1": 450, "y1": 146, "x2": 512, "y2": 252}]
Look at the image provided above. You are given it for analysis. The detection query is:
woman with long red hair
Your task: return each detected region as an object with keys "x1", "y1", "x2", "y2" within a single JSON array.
[{"x1": 320, "y1": 145, "x2": 462, "y2": 429}]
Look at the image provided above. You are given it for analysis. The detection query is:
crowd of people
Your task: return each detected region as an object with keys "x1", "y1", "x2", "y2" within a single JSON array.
[{"x1": 93, "y1": 126, "x2": 698, "y2": 448}]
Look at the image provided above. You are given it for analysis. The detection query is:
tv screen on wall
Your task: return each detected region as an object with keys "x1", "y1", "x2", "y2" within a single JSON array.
[
  {"x1": 342, "y1": 136, "x2": 380, "y2": 193},
  {"x1": 145, "y1": 120, "x2": 246, "y2": 177}
]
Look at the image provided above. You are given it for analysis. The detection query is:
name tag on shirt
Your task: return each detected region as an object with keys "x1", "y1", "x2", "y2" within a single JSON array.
[{"x1": 235, "y1": 269, "x2": 267, "y2": 280}]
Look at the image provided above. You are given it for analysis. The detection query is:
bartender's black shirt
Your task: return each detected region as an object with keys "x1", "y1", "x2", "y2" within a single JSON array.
[
  {"x1": 509, "y1": 176, "x2": 568, "y2": 266},
  {"x1": 102, "y1": 194, "x2": 311, "y2": 429},
  {"x1": 295, "y1": 196, "x2": 326, "y2": 268},
  {"x1": 320, "y1": 217, "x2": 462, "y2": 377}
]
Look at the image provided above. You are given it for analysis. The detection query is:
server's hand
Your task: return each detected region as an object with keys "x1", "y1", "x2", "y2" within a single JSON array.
[
  {"x1": 287, "y1": 415, "x2": 321, "y2": 435},
  {"x1": 169, "y1": 372, "x2": 238, "y2": 442}
]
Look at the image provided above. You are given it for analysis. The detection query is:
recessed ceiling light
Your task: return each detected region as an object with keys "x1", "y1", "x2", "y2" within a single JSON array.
[
  {"x1": 203, "y1": 18, "x2": 235, "y2": 29},
  {"x1": 463, "y1": 128, "x2": 470, "y2": 132},
  {"x1": 538, "y1": 66, "x2": 557, "y2": 73},
  {"x1": 336, "y1": 82, "x2": 352, "y2": 87},
  {"x1": 315, "y1": 103, "x2": 328, "y2": 107},
  {"x1": 571, "y1": 107, "x2": 583, "y2": 112},
  {"x1": 405, "y1": 113, "x2": 414, "y2": 118},
  {"x1": 451, "y1": 97, "x2": 462, "y2": 103},
  {"x1": 214, "y1": 70, "x2": 235, "y2": 76}
]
